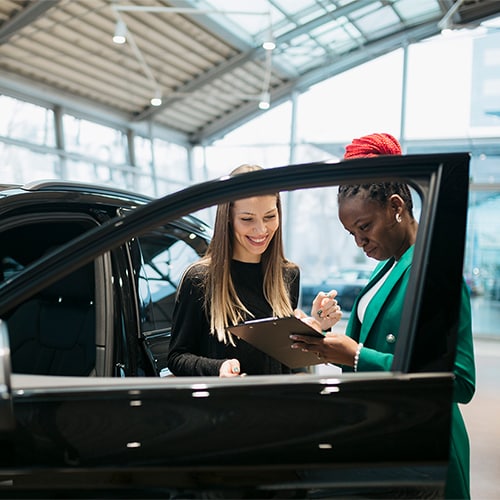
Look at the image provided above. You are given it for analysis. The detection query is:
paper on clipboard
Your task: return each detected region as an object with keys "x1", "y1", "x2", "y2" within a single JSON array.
[{"x1": 227, "y1": 316, "x2": 325, "y2": 369}]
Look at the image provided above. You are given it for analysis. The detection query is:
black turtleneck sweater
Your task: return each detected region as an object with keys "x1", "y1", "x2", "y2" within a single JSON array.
[{"x1": 167, "y1": 259, "x2": 300, "y2": 376}]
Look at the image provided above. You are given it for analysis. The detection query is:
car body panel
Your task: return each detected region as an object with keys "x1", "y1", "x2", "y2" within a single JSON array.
[
  {"x1": 3, "y1": 369, "x2": 452, "y2": 497},
  {"x1": 0, "y1": 153, "x2": 470, "y2": 498}
]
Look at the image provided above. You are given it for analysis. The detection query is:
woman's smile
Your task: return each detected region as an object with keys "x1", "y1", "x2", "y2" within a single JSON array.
[
  {"x1": 247, "y1": 234, "x2": 268, "y2": 245},
  {"x1": 231, "y1": 195, "x2": 279, "y2": 262}
]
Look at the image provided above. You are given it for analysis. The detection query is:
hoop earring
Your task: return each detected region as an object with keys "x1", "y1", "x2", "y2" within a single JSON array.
[{"x1": 395, "y1": 213, "x2": 402, "y2": 223}]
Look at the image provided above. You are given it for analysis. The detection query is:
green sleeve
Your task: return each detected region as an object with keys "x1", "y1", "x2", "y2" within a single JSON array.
[
  {"x1": 453, "y1": 283, "x2": 476, "y2": 403},
  {"x1": 357, "y1": 347, "x2": 393, "y2": 372}
]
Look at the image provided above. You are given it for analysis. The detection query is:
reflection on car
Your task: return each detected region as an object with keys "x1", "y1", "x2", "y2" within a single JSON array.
[{"x1": 0, "y1": 154, "x2": 471, "y2": 499}]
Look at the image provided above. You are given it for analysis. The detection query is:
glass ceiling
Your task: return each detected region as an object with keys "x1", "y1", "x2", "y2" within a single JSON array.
[{"x1": 193, "y1": 0, "x2": 444, "y2": 74}]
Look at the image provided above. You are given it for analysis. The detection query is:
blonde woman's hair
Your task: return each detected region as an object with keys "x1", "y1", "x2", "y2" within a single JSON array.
[{"x1": 196, "y1": 164, "x2": 296, "y2": 345}]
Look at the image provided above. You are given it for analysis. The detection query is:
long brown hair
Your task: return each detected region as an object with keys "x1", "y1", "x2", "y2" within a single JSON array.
[{"x1": 197, "y1": 164, "x2": 296, "y2": 344}]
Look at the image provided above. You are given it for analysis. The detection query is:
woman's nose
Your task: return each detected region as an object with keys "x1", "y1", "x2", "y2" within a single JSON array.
[
  {"x1": 253, "y1": 220, "x2": 266, "y2": 233},
  {"x1": 354, "y1": 233, "x2": 366, "y2": 247}
]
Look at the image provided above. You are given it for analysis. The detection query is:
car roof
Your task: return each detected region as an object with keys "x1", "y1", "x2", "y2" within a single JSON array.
[
  {"x1": 0, "y1": 180, "x2": 152, "y2": 204},
  {"x1": 0, "y1": 179, "x2": 211, "y2": 238}
]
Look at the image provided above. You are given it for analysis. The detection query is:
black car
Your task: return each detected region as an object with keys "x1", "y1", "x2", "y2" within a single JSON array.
[
  {"x1": 0, "y1": 153, "x2": 470, "y2": 499},
  {"x1": 0, "y1": 181, "x2": 211, "y2": 378}
]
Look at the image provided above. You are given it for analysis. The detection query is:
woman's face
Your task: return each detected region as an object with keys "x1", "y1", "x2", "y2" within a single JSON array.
[
  {"x1": 339, "y1": 194, "x2": 404, "y2": 261},
  {"x1": 231, "y1": 195, "x2": 279, "y2": 262}
]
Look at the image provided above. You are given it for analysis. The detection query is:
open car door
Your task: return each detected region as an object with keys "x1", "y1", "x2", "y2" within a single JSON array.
[{"x1": 0, "y1": 153, "x2": 470, "y2": 499}]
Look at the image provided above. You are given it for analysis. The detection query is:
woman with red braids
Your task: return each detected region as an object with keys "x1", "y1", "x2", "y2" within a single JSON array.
[{"x1": 292, "y1": 132, "x2": 475, "y2": 499}]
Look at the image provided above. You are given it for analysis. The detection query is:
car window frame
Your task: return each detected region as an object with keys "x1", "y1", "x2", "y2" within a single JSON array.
[{"x1": 0, "y1": 153, "x2": 470, "y2": 377}]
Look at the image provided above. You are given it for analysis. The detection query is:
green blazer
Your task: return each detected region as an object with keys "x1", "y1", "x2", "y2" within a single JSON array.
[{"x1": 344, "y1": 246, "x2": 476, "y2": 499}]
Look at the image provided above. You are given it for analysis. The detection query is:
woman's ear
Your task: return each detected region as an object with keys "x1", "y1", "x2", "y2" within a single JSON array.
[
  {"x1": 389, "y1": 194, "x2": 405, "y2": 217},
  {"x1": 389, "y1": 194, "x2": 405, "y2": 211}
]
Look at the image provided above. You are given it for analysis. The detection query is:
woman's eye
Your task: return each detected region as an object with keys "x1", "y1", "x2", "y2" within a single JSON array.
[
  {"x1": 264, "y1": 214, "x2": 276, "y2": 220},
  {"x1": 241, "y1": 217, "x2": 253, "y2": 222},
  {"x1": 359, "y1": 223, "x2": 369, "y2": 231}
]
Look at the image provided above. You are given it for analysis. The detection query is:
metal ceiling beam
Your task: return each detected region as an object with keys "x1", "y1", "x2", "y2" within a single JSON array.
[
  {"x1": 0, "y1": 70, "x2": 190, "y2": 147},
  {"x1": 135, "y1": 0, "x2": 378, "y2": 127},
  {"x1": 2, "y1": 0, "x2": 498, "y2": 148},
  {"x1": 0, "y1": 0, "x2": 59, "y2": 45},
  {"x1": 274, "y1": 0, "x2": 375, "y2": 46},
  {"x1": 133, "y1": 46, "x2": 265, "y2": 122},
  {"x1": 459, "y1": 0, "x2": 500, "y2": 26},
  {"x1": 166, "y1": 0, "x2": 255, "y2": 52},
  {"x1": 192, "y1": 21, "x2": 443, "y2": 144},
  {"x1": 167, "y1": 0, "x2": 481, "y2": 144},
  {"x1": 111, "y1": 0, "x2": 500, "y2": 139},
  {"x1": 135, "y1": 1, "x2": 378, "y2": 124},
  {"x1": 133, "y1": 0, "x2": 297, "y2": 123}
]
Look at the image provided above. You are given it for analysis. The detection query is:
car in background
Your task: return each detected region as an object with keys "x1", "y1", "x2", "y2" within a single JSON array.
[
  {"x1": 301, "y1": 265, "x2": 375, "y2": 317},
  {"x1": 0, "y1": 181, "x2": 211, "y2": 378},
  {"x1": 0, "y1": 153, "x2": 471, "y2": 499}
]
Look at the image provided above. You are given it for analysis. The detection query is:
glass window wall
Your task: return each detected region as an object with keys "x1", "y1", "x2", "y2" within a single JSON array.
[{"x1": 0, "y1": 96, "x2": 55, "y2": 147}]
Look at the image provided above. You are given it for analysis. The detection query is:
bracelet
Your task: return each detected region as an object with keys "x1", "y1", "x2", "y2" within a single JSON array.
[{"x1": 353, "y1": 342, "x2": 364, "y2": 372}]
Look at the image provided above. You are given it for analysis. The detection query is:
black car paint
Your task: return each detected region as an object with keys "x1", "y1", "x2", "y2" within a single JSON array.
[
  {"x1": 4, "y1": 372, "x2": 452, "y2": 498},
  {"x1": 0, "y1": 154, "x2": 470, "y2": 498}
]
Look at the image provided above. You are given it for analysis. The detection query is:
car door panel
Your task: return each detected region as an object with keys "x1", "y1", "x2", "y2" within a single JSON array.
[{"x1": 1, "y1": 372, "x2": 452, "y2": 497}]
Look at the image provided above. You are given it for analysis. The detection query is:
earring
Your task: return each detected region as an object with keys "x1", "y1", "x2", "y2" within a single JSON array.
[{"x1": 395, "y1": 213, "x2": 402, "y2": 223}]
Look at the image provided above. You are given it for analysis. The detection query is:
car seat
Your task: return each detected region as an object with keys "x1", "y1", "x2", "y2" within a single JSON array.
[{"x1": 7, "y1": 263, "x2": 96, "y2": 376}]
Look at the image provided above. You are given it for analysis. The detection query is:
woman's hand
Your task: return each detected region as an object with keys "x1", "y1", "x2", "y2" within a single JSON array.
[
  {"x1": 294, "y1": 308, "x2": 322, "y2": 332},
  {"x1": 289, "y1": 328, "x2": 358, "y2": 366},
  {"x1": 219, "y1": 358, "x2": 242, "y2": 377},
  {"x1": 311, "y1": 290, "x2": 342, "y2": 331}
]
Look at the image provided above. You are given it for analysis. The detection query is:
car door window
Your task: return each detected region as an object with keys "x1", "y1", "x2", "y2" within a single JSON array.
[
  {"x1": 137, "y1": 227, "x2": 208, "y2": 333},
  {"x1": 134, "y1": 225, "x2": 209, "y2": 376}
]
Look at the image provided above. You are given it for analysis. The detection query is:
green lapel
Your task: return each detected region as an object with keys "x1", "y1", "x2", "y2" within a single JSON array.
[{"x1": 358, "y1": 246, "x2": 414, "y2": 344}]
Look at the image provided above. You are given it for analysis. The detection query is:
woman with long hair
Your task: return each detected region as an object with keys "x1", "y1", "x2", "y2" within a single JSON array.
[{"x1": 167, "y1": 164, "x2": 341, "y2": 377}]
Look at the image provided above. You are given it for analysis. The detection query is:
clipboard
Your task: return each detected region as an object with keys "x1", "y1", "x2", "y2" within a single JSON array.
[{"x1": 227, "y1": 316, "x2": 325, "y2": 369}]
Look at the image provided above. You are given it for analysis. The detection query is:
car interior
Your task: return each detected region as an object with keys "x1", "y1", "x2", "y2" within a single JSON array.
[
  {"x1": 0, "y1": 218, "x2": 98, "y2": 376},
  {"x1": 7, "y1": 262, "x2": 96, "y2": 376}
]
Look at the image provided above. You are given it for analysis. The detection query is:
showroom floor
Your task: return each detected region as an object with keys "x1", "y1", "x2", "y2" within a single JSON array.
[{"x1": 461, "y1": 338, "x2": 500, "y2": 500}]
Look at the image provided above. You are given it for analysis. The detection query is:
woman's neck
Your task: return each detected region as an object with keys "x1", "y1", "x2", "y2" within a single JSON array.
[{"x1": 394, "y1": 220, "x2": 418, "y2": 260}]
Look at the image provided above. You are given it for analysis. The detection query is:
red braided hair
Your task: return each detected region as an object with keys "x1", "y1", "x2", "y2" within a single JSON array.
[{"x1": 344, "y1": 132, "x2": 402, "y2": 159}]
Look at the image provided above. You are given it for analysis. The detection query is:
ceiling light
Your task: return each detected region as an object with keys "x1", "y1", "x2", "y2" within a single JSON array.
[
  {"x1": 113, "y1": 19, "x2": 127, "y2": 44},
  {"x1": 262, "y1": 40, "x2": 275, "y2": 51},
  {"x1": 150, "y1": 90, "x2": 162, "y2": 106},
  {"x1": 258, "y1": 92, "x2": 270, "y2": 110}
]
